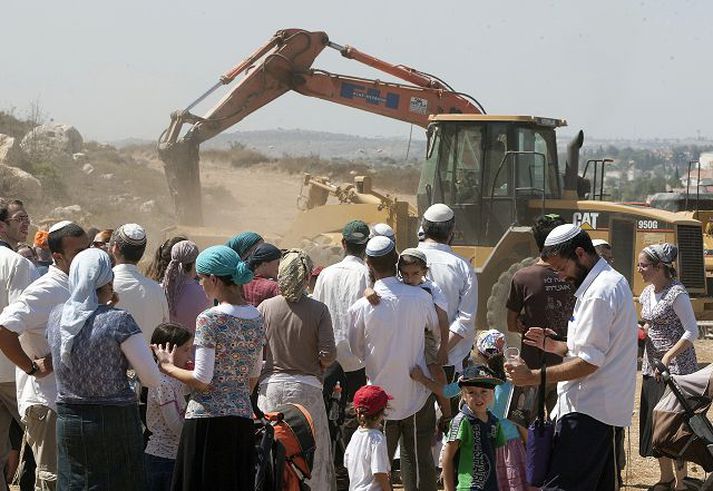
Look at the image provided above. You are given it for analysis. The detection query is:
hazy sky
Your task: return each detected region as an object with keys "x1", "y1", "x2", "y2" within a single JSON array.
[{"x1": 2, "y1": 1, "x2": 711, "y2": 143}]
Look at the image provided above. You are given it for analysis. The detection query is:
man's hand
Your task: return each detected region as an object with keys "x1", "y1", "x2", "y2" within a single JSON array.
[
  {"x1": 33, "y1": 355, "x2": 53, "y2": 379},
  {"x1": 523, "y1": 327, "x2": 567, "y2": 356},
  {"x1": 364, "y1": 287, "x2": 380, "y2": 306},
  {"x1": 505, "y1": 362, "x2": 539, "y2": 386}
]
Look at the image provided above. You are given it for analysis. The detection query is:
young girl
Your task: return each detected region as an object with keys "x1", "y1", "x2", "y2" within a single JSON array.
[
  {"x1": 145, "y1": 323, "x2": 193, "y2": 491},
  {"x1": 366, "y1": 248, "x2": 452, "y2": 421},
  {"x1": 443, "y1": 365, "x2": 505, "y2": 491},
  {"x1": 343, "y1": 385, "x2": 393, "y2": 491},
  {"x1": 476, "y1": 330, "x2": 531, "y2": 491}
]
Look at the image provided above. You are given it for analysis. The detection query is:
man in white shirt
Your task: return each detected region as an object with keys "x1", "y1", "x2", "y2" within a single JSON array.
[
  {"x1": 109, "y1": 224, "x2": 169, "y2": 343},
  {"x1": 312, "y1": 220, "x2": 370, "y2": 400},
  {"x1": 349, "y1": 236, "x2": 439, "y2": 491},
  {"x1": 0, "y1": 221, "x2": 87, "y2": 490},
  {"x1": 417, "y1": 204, "x2": 477, "y2": 374},
  {"x1": 507, "y1": 224, "x2": 637, "y2": 491},
  {"x1": 0, "y1": 200, "x2": 38, "y2": 491}
]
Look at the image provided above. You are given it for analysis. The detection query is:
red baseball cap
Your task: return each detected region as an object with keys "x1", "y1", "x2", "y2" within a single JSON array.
[{"x1": 353, "y1": 385, "x2": 392, "y2": 416}]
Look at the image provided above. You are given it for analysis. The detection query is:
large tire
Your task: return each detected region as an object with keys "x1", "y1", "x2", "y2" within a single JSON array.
[{"x1": 486, "y1": 257, "x2": 537, "y2": 349}]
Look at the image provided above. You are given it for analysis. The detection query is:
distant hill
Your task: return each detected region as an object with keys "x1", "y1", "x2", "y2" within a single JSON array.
[{"x1": 113, "y1": 129, "x2": 426, "y2": 162}]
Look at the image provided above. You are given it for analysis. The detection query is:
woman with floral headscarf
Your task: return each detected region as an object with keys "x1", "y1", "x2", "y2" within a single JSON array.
[
  {"x1": 47, "y1": 248, "x2": 161, "y2": 490},
  {"x1": 153, "y1": 245, "x2": 263, "y2": 490},
  {"x1": 162, "y1": 240, "x2": 209, "y2": 331},
  {"x1": 257, "y1": 249, "x2": 338, "y2": 490},
  {"x1": 637, "y1": 243, "x2": 698, "y2": 491}
]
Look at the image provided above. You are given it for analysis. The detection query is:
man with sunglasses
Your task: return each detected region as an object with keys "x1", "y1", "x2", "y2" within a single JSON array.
[
  {"x1": 0, "y1": 200, "x2": 31, "y2": 252},
  {"x1": 0, "y1": 199, "x2": 38, "y2": 490}
]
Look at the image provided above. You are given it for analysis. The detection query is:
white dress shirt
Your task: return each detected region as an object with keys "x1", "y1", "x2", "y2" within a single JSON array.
[
  {"x1": 348, "y1": 276, "x2": 438, "y2": 420},
  {"x1": 553, "y1": 258, "x2": 638, "y2": 428},
  {"x1": 0, "y1": 247, "x2": 38, "y2": 383},
  {"x1": 417, "y1": 242, "x2": 477, "y2": 371},
  {"x1": 113, "y1": 263, "x2": 169, "y2": 344},
  {"x1": 0, "y1": 266, "x2": 69, "y2": 416},
  {"x1": 312, "y1": 255, "x2": 370, "y2": 372}
]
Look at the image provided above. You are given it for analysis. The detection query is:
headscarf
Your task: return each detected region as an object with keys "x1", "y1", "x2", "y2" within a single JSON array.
[
  {"x1": 163, "y1": 240, "x2": 200, "y2": 316},
  {"x1": 226, "y1": 232, "x2": 263, "y2": 259},
  {"x1": 247, "y1": 243, "x2": 282, "y2": 271},
  {"x1": 278, "y1": 249, "x2": 313, "y2": 303},
  {"x1": 476, "y1": 329, "x2": 505, "y2": 358},
  {"x1": 196, "y1": 245, "x2": 253, "y2": 285},
  {"x1": 643, "y1": 243, "x2": 678, "y2": 265},
  {"x1": 59, "y1": 248, "x2": 114, "y2": 366}
]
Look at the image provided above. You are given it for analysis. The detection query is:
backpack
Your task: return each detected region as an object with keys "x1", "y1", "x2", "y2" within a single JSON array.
[{"x1": 255, "y1": 403, "x2": 316, "y2": 491}]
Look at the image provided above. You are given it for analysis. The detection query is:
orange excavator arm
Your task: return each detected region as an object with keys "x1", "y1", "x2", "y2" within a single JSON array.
[{"x1": 158, "y1": 28, "x2": 484, "y2": 225}]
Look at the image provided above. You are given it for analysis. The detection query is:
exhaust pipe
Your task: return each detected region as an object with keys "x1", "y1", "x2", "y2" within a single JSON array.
[{"x1": 563, "y1": 130, "x2": 584, "y2": 200}]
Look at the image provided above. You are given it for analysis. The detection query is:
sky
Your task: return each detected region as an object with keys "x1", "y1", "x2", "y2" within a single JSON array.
[{"x1": 1, "y1": 0, "x2": 711, "y2": 143}]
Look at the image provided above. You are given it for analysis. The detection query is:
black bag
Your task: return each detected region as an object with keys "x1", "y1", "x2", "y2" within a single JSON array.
[{"x1": 525, "y1": 364, "x2": 555, "y2": 486}]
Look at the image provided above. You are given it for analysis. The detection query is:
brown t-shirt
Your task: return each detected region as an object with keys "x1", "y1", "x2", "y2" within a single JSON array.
[
  {"x1": 258, "y1": 295, "x2": 337, "y2": 381},
  {"x1": 506, "y1": 263, "x2": 576, "y2": 369}
]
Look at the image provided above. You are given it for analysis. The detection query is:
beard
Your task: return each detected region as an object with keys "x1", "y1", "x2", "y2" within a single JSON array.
[{"x1": 571, "y1": 258, "x2": 591, "y2": 288}]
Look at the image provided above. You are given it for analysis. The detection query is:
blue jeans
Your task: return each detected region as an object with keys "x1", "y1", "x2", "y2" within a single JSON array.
[
  {"x1": 56, "y1": 403, "x2": 147, "y2": 491},
  {"x1": 145, "y1": 453, "x2": 174, "y2": 491}
]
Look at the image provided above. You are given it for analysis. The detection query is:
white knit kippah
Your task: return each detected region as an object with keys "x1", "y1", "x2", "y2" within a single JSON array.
[
  {"x1": 366, "y1": 236, "x2": 395, "y2": 257},
  {"x1": 370, "y1": 223, "x2": 395, "y2": 240},
  {"x1": 591, "y1": 239, "x2": 610, "y2": 247},
  {"x1": 544, "y1": 224, "x2": 582, "y2": 246},
  {"x1": 118, "y1": 223, "x2": 146, "y2": 244},
  {"x1": 48, "y1": 220, "x2": 72, "y2": 233},
  {"x1": 423, "y1": 203, "x2": 454, "y2": 223}
]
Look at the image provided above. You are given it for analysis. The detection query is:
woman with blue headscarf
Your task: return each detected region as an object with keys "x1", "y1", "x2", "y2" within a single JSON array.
[
  {"x1": 152, "y1": 245, "x2": 263, "y2": 490},
  {"x1": 47, "y1": 248, "x2": 161, "y2": 490}
]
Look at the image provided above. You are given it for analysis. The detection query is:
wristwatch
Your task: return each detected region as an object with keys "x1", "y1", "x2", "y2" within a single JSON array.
[{"x1": 26, "y1": 361, "x2": 39, "y2": 376}]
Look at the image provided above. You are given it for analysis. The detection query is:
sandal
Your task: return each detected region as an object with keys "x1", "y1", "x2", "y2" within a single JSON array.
[{"x1": 648, "y1": 479, "x2": 675, "y2": 491}]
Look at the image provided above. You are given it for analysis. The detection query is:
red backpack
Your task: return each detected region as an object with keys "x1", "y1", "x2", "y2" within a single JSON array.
[{"x1": 255, "y1": 403, "x2": 316, "y2": 491}]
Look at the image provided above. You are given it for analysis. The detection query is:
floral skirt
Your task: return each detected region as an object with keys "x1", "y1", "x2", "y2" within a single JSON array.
[{"x1": 258, "y1": 380, "x2": 336, "y2": 491}]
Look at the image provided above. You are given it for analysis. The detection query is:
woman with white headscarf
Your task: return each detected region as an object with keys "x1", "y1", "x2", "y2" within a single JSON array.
[
  {"x1": 637, "y1": 243, "x2": 698, "y2": 491},
  {"x1": 257, "y1": 249, "x2": 338, "y2": 490},
  {"x1": 47, "y1": 248, "x2": 161, "y2": 490},
  {"x1": 162, "y1": 240, "x2": 209, "y2": 331}
]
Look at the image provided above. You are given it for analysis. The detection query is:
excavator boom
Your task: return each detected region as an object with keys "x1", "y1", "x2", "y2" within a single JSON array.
[{"x1": 158, "y1": 28, "x2": 484, "y2": 225}]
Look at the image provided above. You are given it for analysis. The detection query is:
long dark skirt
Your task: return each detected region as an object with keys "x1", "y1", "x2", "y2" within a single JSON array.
[
  {"x1": 56, "y1": 403, "x2": 147, "y2": 491},
  {"x1": 640, "y1": 375, "x2": 668, "y2": 457},
  {"x1": 171, "y1": 416, "x2": 255, "y2": 491}
]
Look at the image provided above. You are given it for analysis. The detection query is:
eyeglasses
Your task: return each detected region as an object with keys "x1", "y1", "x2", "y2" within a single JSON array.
[{"x1": 6, "y1": 214, "x2": 30, "y2": 224}]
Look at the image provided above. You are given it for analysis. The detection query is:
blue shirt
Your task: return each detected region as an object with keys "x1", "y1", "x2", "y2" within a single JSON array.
[{"x1": 48, "y1": 305, "x2": 142, "y2": 405}]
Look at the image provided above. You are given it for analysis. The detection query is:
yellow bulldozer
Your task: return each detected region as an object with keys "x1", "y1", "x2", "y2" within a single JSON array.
[{"x1": 158, "y1": 29, "x2": 712, "y2": 343}]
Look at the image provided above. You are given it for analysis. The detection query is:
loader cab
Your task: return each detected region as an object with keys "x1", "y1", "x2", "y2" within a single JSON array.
[{"x1": 417, "y1": 115, "x2": 566, "y2": 247}]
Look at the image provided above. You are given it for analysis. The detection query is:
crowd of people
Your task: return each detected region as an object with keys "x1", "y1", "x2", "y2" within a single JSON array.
[{"x1": 0, "y1": 196, "x2": 702, "y2": 491}]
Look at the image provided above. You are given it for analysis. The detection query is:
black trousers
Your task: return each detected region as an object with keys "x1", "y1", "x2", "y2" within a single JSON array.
[{"x1": 543, "y1": 412, "x2": 621, "y2": 491}]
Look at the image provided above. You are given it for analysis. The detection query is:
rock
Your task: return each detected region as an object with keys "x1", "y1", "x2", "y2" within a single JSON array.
[
  {"x1": 73, "y1": 152, "x2": 88, "y2": 163},
  {"x1": 48, "y1": 205, "x2": 88, "y2": 223},
  {"x1": 100, "y1": 173, "x2": 114, "y2": 180},
  {"x1": 20, "y1": 123, "x2": 83, "y2": 157},
  {"x1": 81, "y1": 163, "x2": 95, "y2": 175},
  {"x1": 139, "y1": 200, "x2": 156, "y2": 214},
  {"x1": 0, "y1": 134, "x2": 22, "y2": 166},
  {"x1": 0, "y1": 164, "x2": 41, "y2": 200}
]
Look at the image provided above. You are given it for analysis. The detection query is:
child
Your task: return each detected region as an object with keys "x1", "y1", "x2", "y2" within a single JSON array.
[
  {"x1": 442, "y1": 365, "x2": 505, "y2": 491},
  {"x1": 365, "y1": 248, "x2": 452, "y2": 421},
  {"x1": 145, "y1": 323, "x2": 193, "y2": 491},
  {"x1": 476, "y1": 330, "x2": 531, "y2": 491},
  {"x1": 343, "y1": 385, "x2": 393, "y2": 491}
]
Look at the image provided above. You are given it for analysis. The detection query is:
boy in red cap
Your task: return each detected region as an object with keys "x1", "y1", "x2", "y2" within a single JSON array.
[{"x1": 343, "y1": 385, "x2": 392, "y2": 491}]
